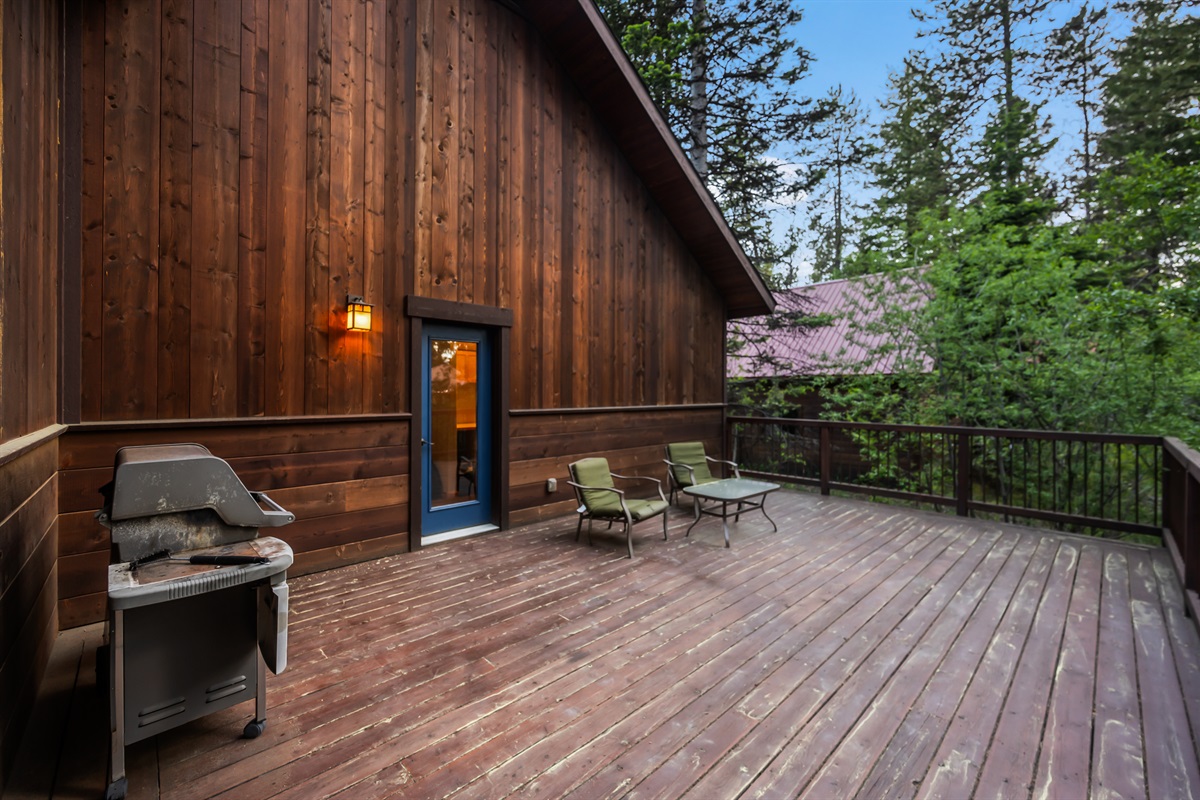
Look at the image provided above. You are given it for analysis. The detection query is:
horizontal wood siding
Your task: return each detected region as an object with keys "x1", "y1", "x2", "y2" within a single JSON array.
[
  {"x1": 508, "y1": 407, "x2": 725, "y2": 525},
  {"x1": 74, "y1": 0, "x2": 726, "y2": 422},
  {"x1": 0, "y1": 0, "x2": 61, "y2": 788},
  {"x1": 56, "y1": 420, "x2": 412, "y2": 628},
  {"x1": 0, "y1": 439, "x2": 60, "y2": 792}
]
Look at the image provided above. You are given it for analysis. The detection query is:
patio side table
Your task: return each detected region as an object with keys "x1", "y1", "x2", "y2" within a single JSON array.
[{"x1": 682, "y1": 478, "x2": 780, "y2": 548}]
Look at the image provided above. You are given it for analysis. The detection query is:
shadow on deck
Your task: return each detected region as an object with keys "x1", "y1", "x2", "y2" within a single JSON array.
[{"x1": 9, "y1": 489, "x2": 1200, "y2": 799}]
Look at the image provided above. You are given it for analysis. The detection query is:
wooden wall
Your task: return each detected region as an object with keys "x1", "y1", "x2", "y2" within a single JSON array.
[
  {"x1": 0, "y1": 0, "x2": 61, "y2": 787},
  {"x1": 73, "y1": 0, "x2": 725, "y2": 423},
  {"x1": 56, "y1": 418, "x2": 411, "y2": 627},
  {"x1": 58, "y1": 0, "x2": 732, "y2": 627},
  {"x1": 509, "y1": 407, "x2": 725, "y2": 526}
]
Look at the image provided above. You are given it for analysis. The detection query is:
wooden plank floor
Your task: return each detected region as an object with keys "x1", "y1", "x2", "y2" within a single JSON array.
[{"x1": 9, "y1": 490, "x2": 1200, "y2": 799}]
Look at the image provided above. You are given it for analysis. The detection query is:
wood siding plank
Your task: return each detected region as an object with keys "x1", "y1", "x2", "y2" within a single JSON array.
[
  {"x1": 78, "y1": 1, "x2": 105, "y2": 422},
  {"x1": 237, "y1": 0, "x2": 269, "y2": 417},
  {"x1": 157, "y1": 0, "x2": 192, "y2": 419},
  {"x1": 362, "y1": 0, "x2": 386, "y2": 412},
  {"x1": 304, "y1": 0, "x2": 332, "y2": 416},
  {"x1": 265, "y1": 0, "x2": 309, "y2": 416},
  {"x1": 191, "y1": 0, "x2": 241, "y2": 418},
  {"x1": 328, "y1": 0, "x2": 366, "y2": 414},
  {"x1": 102, "y1": 0, "x2": 161, "y2": 419}
]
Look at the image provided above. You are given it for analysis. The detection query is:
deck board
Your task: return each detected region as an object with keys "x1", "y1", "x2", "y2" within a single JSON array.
[{"x1": 12, "y1": 490, "x2": 1200, "y2": 800}]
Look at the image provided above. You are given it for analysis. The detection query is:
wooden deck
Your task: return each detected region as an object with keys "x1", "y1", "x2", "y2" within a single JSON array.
[{"x1": 9, "y1": 490, "x2": 1200, "y2": 800}]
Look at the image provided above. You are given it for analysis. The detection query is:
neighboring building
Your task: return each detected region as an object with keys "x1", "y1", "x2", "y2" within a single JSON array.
[
  {"x1": 0, "y1": 0, "x2": 773, "y2": 782},
  {"x1": 727, "y1": 272, "x2": 929, "y2": 416}
]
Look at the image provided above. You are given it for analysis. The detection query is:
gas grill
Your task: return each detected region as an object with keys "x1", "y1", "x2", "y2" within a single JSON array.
[{"x1": 97, "y1": 444, "x2": 295, "y2": 800}]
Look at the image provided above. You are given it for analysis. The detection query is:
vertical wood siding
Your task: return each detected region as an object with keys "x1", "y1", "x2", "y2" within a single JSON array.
[
  {"x1": 74, "y1": 0, "x2": 727, "y2": 421},
  {"x1": 58, "y1": 0, "x2": 731, "y2": 628},
  {"x1": 0, "y1": 0, "x2": 61, "y2": 785}
]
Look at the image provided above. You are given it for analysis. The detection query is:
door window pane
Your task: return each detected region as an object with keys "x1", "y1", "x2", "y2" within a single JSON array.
[{"x1": 430, "y1": 339, "x2": 478, "y2": 508}]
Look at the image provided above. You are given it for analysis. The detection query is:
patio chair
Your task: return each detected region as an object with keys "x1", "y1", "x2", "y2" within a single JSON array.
[
  {"x1": 663, "y1": 441, "x2": 740, "y2": 505},
  {"x1": 567, "y1": 457, "x2": 669, "y2": 559}
]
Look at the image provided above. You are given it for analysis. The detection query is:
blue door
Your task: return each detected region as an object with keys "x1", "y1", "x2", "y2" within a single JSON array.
[{"x1": 421, "y1": 324, "x2": 493, "y2": 536}]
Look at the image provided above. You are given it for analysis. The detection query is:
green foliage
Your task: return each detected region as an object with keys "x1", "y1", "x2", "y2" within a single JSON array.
[
  {"x1": 1085, "y1": 138, "x2": 1200, "y2": 288},
  {"x1": 1099, "y1": 0, "x2": 1200, "y2": 169},
  {"x1": 806, "y1": 87, "x2": 875, "y2": 282},
  {"x1": 596, "y1": 0, "x2": 829, "y2": 287},
  {"x1": 851, "y1": 56, "x2": 963, "y2": 273},
  {"x1": 1036, "y1": 3, "x2": 1111, "y2": 214},
  {"x1": 617, "y1": 18, "x2": 701, "y2": 113},
  {"x1": 830, "y1": 191, "x2": 1200, "y2": 446}
]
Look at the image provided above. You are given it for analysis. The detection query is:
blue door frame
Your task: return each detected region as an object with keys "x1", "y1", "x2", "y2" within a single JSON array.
[{"x1": 420, "y1": 323, "x2": 493, "y2": 536}]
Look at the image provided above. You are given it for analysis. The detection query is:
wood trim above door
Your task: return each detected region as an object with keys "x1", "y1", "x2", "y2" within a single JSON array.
[{"x1": 404, "y1": 297, "x2": 514, "y2": 328}]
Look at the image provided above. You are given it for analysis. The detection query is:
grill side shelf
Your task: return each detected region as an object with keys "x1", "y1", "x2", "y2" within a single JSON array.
[{"x1": 108, "y1": 538, "x2": 293, "y2": 610}]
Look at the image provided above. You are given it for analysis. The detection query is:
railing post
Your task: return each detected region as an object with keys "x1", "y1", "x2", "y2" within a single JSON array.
[
  {"x1": 1187, "y1": 471, "x2": 1199, "y2": 596},
  {"x1": 819, "y1": 426, "x2": 831, "y2": 496},
  {"x1": 956, "y1": 433, "x2": 971, "y2": 517}
]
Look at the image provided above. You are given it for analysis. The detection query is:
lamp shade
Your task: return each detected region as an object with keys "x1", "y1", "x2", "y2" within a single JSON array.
[{"x1": 346, "y1": 295, "x2": 373, "y2": 332}]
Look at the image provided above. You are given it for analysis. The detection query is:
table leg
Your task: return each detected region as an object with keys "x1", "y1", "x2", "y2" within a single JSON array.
[
  {"x1": 722, "y1": 500, "x2": 731, "y2": 548},
  {"x1": 685, "y1": 495, "x2": 701, "y2": 538},
  {"x1": 761, "y1": 493, "x2": 778, "y2": 533}
]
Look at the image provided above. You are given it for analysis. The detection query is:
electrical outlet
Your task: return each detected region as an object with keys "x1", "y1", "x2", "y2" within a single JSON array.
[{"x1": 546, "y1": 478, "x2": 557, "y2": 493}]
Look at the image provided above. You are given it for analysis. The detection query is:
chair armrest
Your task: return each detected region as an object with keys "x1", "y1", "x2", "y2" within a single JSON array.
[
  {"x1": 705, "y1": 456, "x2": 740, "y2": 478},
  {"x1": 566, "y1": 481, "x2": 633, "y2": 517},
  {"x1": 611, "y1": 473, "x2": 667, "y2": 503},
  {"x1": 566, "y1": 481, "x2": 625, "y2": 496},
  {"x1": 662, "y1": 459, "x2": 697, "y2": 484}
]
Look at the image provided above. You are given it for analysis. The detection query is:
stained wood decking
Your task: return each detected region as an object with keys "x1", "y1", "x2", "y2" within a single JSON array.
[{"x1": 10, "y1": 490, "x2": 1200, "y2": 799}]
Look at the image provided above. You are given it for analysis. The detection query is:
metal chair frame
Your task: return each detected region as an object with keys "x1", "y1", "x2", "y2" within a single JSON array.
[{"x1": 567, "y1": 463, "x2": 668, "y2": 559}]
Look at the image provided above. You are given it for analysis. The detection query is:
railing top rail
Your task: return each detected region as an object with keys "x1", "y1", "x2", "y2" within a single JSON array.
[
  {"x1": 727, "y1": 416, "x2": 1164, "y2": 446},
  {"x1": 1165, "y1": 437, "x2": 1200, "y2": 480}
]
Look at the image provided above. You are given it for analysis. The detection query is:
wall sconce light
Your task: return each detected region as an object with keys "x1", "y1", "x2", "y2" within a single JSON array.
[{"x1": 346, "y1": 294, "x2": 374, "y2": 332}]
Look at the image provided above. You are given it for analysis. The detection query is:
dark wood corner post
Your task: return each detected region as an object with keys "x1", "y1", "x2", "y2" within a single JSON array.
[
  {"x1": 956, "y1": 433, "x2": 972, "y2": 517},
  {"x1": 60, "y1": 0, "x2": 83, "y2": 425},
  {"x1": 405, "y1": 298, "x2": 513, "y2": 551}
]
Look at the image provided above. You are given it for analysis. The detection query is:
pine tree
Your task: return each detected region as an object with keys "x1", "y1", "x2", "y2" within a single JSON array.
[
  {"x1": 806, "y1": 86, "x2": 874, "y2": 281},
  {"x1": 1037, "y1": 3, "x2": 1111, "y2": 217},
  {"x1": 596, "y1": 0, "x2": 829, "y2": 286},
  {"x1": 853, "y1": 56, "x2": 962, "y2": 271},
  {"x1": 1090, "y1": 0, "x2": 1200, "y2": 287},
  {"x1": 914, "y1": 0, "x2": 1052, "y2": 187},
  {"x1": 1099, "y1": 0, "x2": 1200, "y2": 169}
]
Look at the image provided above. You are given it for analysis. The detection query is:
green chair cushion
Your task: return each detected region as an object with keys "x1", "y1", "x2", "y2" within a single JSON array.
[
  {"x1": 572, "y1": 457, "x2": 624, "y2": 516},
  {"x1": 625, "y1": 498, "x2": 668, "y2": 521},
  {"x1": 667, "y1": 441, "x2": 714, "y2": 487}
]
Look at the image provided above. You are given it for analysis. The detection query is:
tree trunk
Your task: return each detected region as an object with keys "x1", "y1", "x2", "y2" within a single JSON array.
[
  {"x1": 1001, "y1": 0, "x2": 1017, "y2": 186},
  {"x1": 689, "y1": 0, "x2": 709, "y2": 182}
]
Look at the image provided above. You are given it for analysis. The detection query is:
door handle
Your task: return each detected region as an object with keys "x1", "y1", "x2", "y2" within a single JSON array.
[{"x1": 421, "y1": 438, "x2": 434, "y2": 446}]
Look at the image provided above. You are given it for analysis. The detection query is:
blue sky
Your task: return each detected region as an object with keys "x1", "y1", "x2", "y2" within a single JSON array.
[
  {"x1": 779, "y1": 1, "x2": 1136, "y2": 285},
  {"x1": 799, "y1": 0, "x2": 924, "y2": 108}
]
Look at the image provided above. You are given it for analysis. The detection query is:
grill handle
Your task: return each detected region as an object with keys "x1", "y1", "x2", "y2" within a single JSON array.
[{"x1": 251, "y1": 491, "x2": 296, "y2": 526}]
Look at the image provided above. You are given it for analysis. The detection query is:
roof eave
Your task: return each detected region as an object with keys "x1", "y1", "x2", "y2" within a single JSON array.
[{"x1": 519, "y1": 0, "x2": 775, "y2": 319}]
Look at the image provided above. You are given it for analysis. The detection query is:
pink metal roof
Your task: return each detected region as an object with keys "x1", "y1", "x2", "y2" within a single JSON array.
[{"x1": 728, "y1": 271, "x2": 931, "y2": 379}]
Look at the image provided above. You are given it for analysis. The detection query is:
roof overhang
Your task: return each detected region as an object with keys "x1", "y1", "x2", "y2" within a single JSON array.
[{"x1": 519, "y1": 0, "x2": 776, "y2": 318}]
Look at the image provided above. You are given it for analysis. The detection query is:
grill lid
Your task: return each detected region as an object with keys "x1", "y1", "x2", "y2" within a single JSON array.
[{"x1": 102, "y1": 443, "x2": 294, "y2": 527}]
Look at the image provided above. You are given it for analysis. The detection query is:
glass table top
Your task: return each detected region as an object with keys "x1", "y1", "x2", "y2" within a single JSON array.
[{"x1": 682, "y1": 478, "x2": 780, "y2": 501}]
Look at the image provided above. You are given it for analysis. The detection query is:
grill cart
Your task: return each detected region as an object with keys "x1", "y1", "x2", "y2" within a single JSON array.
[{"x1": 97, "y1": 444, "x2": 295, "y2": 800}]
